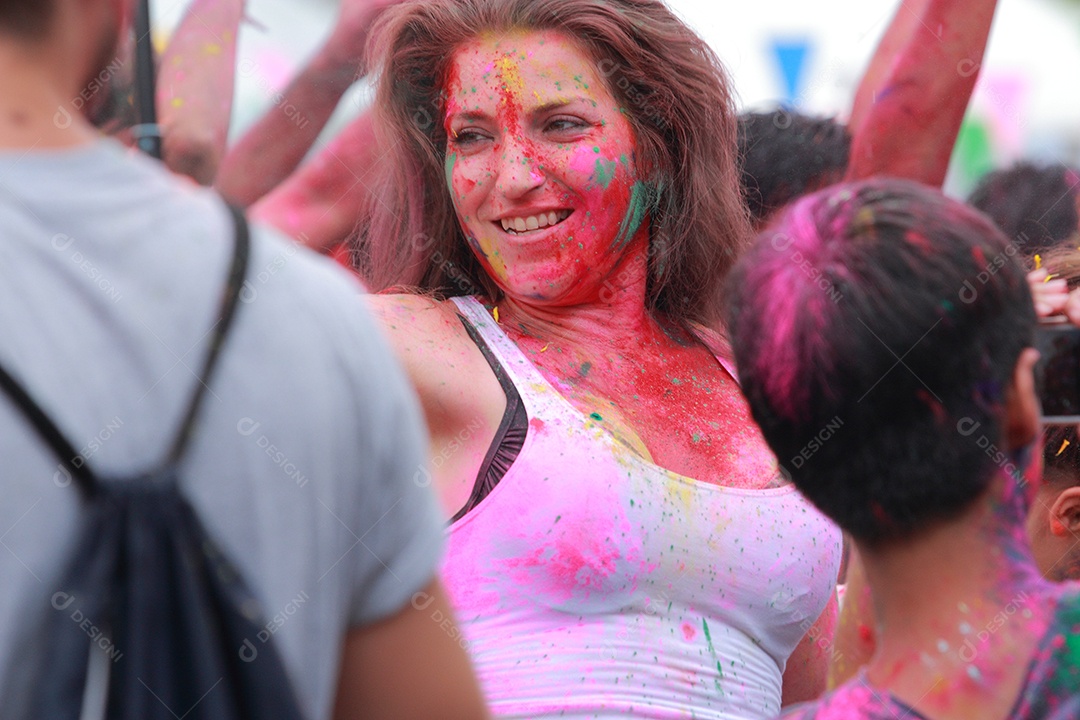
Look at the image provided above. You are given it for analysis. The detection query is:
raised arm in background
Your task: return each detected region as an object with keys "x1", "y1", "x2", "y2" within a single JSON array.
[
  {"x1": 250, "y1": 111, "x2": 381, "y2": 253},
  {"x1": 846, "y1": 0, "x2": 998, "y2": 186},
  {"x1": 216, "y1": 0, "x2": 399, "y2": 206},
  {"x1": 157, "y1": 0, "x2": 246, "y2": 185},
  {"x1": 847, "y1": 0, "x2": 931, "y2": 132}
]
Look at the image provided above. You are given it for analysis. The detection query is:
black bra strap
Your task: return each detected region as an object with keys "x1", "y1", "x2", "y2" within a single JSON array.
[{"x1": 0, "y1": 203, "x2": 250, "y2": 495}]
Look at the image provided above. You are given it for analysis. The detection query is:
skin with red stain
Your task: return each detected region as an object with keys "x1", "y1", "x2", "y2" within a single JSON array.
[
  {"x1": 847, "y1": 0, "x2": 931, "y2": 132},
  {"x1": 846, "y1": 0, "x2": 998, "y2": 187},
  {"x1": 367, "y1": 30, "x2": 833, "y2": 704},
  {"x1": 157, "y1": 0, "x2": 245, "y2": 185},
  {"x1": 251, "y1": 111, "x2": 380, "y2": 254},
  {"x1": 217, "y1": 0, "x2": 407, "y2": 206}
]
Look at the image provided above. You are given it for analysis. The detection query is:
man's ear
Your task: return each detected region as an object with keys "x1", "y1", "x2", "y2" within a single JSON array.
[
  {"x1": 1005, "y1": 347, "x2": 1041, "y2": 451},
  {"x1": 1049, "y1": 486, "x2": 1080, "y2": 537}
]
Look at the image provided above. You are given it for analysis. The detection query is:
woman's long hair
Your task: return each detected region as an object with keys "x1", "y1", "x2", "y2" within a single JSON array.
[{"x1": 354, "y1": 0, "x2": 752, "y2": 325}]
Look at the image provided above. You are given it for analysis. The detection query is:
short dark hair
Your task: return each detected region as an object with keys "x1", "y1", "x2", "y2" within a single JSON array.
[
  {"x1": 1044, "y1": 425, "x2": 1080, "y2": 488},
  {"x1": 726, "y1": 178, "x2": 1035, "y2": 547},
  {"x1": 968, "y1": 161, "x2": 1080, "y2": 260},
  {"x1": 737, "y1": 110, "x2": 850, "y2": 227},
  {"x1": 0, "y1": 1, "x2": 54, "y2": 38}
]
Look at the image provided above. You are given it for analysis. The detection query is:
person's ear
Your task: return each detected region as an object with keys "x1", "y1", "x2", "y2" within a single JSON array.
[
  {"x1": 1049, "y1": 486, "x2": 1080, "y2": 537},
  {"x1": 1005, "y1": 347, "x2": 1041, "y2": 451}
]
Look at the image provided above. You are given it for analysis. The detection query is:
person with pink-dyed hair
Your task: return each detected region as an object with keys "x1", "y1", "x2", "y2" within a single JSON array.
[{"x1": 727, "y1": 177, "x2": 1080, "y2": 719}]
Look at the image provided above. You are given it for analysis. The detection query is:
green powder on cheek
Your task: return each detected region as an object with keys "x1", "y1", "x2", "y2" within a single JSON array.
[
  {"x1": 593, "y1": 158, "x2": 618, "y2": 188},
  {"x1": 610, "y1": 181, "x2": 650, "y2": 250},
  {"x1": 444, "y1": 152, "x2": 457, "y2": 193}
]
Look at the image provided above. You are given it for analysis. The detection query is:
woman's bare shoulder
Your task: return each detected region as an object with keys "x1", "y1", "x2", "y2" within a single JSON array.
[
  {"x1": 365, "y1": 293, "x2": 498, "y2": 408},
  {"x1": 366, "y1": 293, "x2": 470, "y2": 355}
]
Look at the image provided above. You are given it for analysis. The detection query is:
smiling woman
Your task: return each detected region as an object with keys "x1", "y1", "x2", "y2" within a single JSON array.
[{"x1": 354, "y1": 1, "x2": 843, "y2": 718}]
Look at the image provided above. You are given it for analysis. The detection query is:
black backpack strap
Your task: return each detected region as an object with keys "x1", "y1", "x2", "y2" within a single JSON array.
[
  {"x1": 0, "y1": 203, "x2": 251, "y2": 494},
  {"x1": 0, "y1": 363, "x2": 100, "y2": 492},
  {"x1": 164, "y1": 204, "x2": 250, "y2": 466}
]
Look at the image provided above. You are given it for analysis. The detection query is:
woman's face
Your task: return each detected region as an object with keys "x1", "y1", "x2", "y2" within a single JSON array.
[{"x1": 443, "y1": 30, "x2": 648, "y2": 305}]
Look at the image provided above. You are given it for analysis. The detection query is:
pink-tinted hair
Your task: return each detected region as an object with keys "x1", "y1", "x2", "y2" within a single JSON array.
[{"x1": 353, "y1": 0, "x2": 752, "y2": 325}]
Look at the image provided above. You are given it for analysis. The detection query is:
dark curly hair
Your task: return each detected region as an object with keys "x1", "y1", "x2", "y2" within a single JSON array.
[
  {"x1": 968, "y1": 161, "x2": 1080, "y2": 261},
  {"x1": 738, "y1": 109, "x2": 851, "y2": 228},
  {"x1": 727, "y1": 178, "x2": 1035, "y2": 547}
]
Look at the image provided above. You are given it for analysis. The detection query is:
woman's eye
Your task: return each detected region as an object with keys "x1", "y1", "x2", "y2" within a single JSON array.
[
  {"x1": 546, "y1": 117, "x2": 588, "y2": 134},
  {"x1": 450, "y1": 129, "x2": 490, "y2": 147}
]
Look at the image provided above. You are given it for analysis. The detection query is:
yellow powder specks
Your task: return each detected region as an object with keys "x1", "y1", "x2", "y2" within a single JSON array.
[
  {"x1": 171, "y1": 97, "x2": 185, "y2": 108},
  {"x1": 203, "y1": 43, "x2": 222, "y2": 56},
  {"x1": 1045, "y1": 274, "x2": 1058, "y2": 283},
  {"x1": 495, "y1": 55, "x2": 525, "y2": 96},
  {"x1": 854, "y1": 207, "x2": 875, "y2": 229},
  {"x1": 664, "y1": 476, "x2": 695, "y2": 511},
  {"x1": 1058, "y1": 439, "x2": 1071, "y2": 457},
  {"x1": 1035, "y1": 254, "x2": 1043, "y2": 270},
  {"x1": 152, "y1": 31, "x2": 169, "y2": 54},
  {"x1": 493, "y1": 306, "x2": 500, "y2": 323},
  {"x1": 540, "y1": 344, "x2": 549, "y2": 353}
]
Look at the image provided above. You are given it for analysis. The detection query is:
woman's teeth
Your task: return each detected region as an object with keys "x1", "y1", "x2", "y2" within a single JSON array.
[{"x1": 500, "y1": 210, "x2": 571, "y2": 233}]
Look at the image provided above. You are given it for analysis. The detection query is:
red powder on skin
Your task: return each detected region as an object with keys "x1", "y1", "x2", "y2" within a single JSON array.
[
  {"x1": 858, "y1": 623, "x2": 874, "y2": 644},
  {"x1": 682, "y1": 622, "x2": 697, "y2": 640},
  {"x1": 972, "y1": 246, "x2": 987, "y2": 268},
  {"x1": 530, "y1": 417, "x2": 546, "y2": 432}
]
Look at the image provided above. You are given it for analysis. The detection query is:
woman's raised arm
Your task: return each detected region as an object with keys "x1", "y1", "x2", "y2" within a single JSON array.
[{"x1": 846, "y1": 0, "x2": 998, "y2": 186}]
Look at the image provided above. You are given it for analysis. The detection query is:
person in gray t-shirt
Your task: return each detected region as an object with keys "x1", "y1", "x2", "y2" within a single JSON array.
[{"x1": 0, "y1": 1, "x2": 487, "y2": 719}]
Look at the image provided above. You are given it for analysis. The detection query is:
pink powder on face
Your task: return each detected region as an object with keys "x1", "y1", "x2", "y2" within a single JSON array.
[{"x1": 682, "y1": 622, "x2": 697, "y2": 640}]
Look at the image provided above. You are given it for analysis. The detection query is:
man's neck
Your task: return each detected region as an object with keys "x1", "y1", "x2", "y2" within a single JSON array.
[
  {"x1": 860, "y1": 473, "x2": 1060, "y2": 718},
  {"x1": 0, "y1": 43, "x2": 98, "y2": 150}
]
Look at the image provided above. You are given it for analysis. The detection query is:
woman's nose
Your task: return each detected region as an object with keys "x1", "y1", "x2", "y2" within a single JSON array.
[{"x1": 496, "y1": 136, "x2": 546, "y2": 198}]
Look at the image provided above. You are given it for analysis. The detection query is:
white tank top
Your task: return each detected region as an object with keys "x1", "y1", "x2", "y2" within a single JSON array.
[{"x1": 444, "y1": 296, "x2": 842, "y2": 719}]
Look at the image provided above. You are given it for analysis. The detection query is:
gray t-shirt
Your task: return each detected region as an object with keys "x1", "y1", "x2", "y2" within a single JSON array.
[{"x1": 0, "y1": 140, "x2": 443, "y2": 720}]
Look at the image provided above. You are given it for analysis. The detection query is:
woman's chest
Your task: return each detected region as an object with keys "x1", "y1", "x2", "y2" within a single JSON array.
[
  {"x1": 444, "y1": 414, "x2": 839, "y2": 623},
  {"x1": 528, "y1": 345, "x2": 781, "y2": 489}
]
